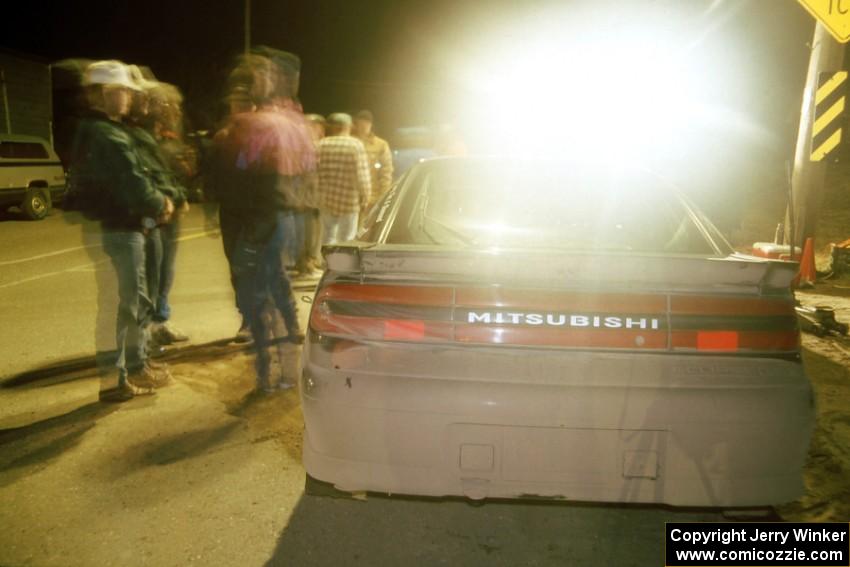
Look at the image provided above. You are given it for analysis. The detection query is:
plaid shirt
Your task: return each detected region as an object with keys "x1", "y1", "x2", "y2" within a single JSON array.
[{"x1": 317, "y1": 135, "x2": 371, "y2": 215}]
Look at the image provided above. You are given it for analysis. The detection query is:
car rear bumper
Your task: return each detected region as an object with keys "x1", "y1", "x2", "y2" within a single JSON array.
[{"x1": 300, "y1": 341, "x2": 814, "y2": 507}]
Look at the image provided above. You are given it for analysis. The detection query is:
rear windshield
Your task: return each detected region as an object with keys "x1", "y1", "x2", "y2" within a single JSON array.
[{"x1": 386, "y1": 160, "x2": 727, "y2": 255}]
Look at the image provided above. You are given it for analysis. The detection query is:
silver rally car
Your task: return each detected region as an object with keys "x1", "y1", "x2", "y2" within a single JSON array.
[{"x1": 301, "y1": 157, "x2": 811, "y2": 507}]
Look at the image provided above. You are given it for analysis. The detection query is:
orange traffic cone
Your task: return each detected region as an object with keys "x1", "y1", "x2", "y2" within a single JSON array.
[{"x1": 797, "y1": 237, "x2": 816, "y2": 288}]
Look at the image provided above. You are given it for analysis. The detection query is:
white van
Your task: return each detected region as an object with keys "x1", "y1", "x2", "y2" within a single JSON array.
[{"x1": 0, "y1": 134, "x2": 66, "y2": 219}]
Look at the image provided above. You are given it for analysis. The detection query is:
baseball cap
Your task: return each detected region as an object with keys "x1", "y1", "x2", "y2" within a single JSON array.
[
  {"x1": 327, "y1": 113, "x2": 352, "y2": 126},
  {"x1": 83, "y1": 60, "x2": 139, "y2": 90}
]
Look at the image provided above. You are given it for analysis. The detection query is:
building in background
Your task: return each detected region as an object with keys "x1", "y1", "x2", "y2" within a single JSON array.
[{"x1": 0, "y1": 49, "x2": 53, "y2": 143}]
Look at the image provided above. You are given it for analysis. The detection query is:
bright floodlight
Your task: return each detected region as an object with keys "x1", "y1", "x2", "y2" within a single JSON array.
[{"x1": 451, "y1": 6, "x2": 758, "y2": 164}]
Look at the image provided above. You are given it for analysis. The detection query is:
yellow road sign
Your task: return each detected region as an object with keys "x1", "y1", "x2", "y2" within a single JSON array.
[{"x1": 799, "y1": 0, "x2": 850, "y2": 43}]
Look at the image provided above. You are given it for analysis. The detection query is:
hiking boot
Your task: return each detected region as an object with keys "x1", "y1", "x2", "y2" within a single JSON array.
[
  {"x1": 294, "y1": 260, "x2": 309, "y2": 274},
  {"x1": 128, "y1": 365, "x2": 167, "y2": 392},
  {"x1": 305, "y1": 260, "x2": 325, "y2": 276},
  {"x1": 234, "y1": 322, "x2": 253, "y2": 344},
  {"x1": 151, "y1": 322, "x2": 189, "y2": 345},
  {"x1": 160, "y1": 322, "x2": 189, "y2": 343},
  {"x1": 286, "y1": 330, "x2": 305, "y2": 345},
  {"x1": 144, "y1": 361, "x2": 173, "y2": 387},
  {"x1": 99, "y1": 383, "x2": 136, "y2": 402},
  {"x1": 145, "y1": 358, "x2": 169, "y2": 371}
]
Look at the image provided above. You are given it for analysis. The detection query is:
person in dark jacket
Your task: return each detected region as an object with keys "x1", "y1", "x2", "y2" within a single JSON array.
[
  {"x1": 207, "y1": 87, "x2": 255, "y2": 343},
  {"x1": 211, "y1": 52, "x2": 314, "y2": 392},
  {"x1": 71, "y1": 60, "x2": 174, "y2": 401},
  {"x1": 126, "y1": 67, "x2": 191, "y2": 346}
]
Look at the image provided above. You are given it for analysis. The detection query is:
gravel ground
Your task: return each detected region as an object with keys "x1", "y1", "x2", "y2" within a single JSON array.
[{"x1": 778, "y1": 289, "x2": 850, "y2": 523}]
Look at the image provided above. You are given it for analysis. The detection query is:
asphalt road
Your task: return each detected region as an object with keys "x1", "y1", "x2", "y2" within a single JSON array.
[
  {"x1": 0, "y1": 205, "x2": 238, "y2": 380},
  {"x1": 0, "y1": 205, "x2": 297, "y2": 428}
]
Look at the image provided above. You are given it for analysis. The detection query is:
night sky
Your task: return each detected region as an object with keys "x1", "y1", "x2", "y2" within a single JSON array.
[
  {"x1": 5, "y1": 0, "x2": 486, "y2": 132},
  {"x1": 3, "y1": 1, "x2": 815, "y2": 137},
  {"x1": 2, "y1": 0, "x2": 832, "y2": 230}
]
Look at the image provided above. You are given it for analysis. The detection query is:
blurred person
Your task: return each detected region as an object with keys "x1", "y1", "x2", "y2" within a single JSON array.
[
  {"x1": 70, "y1": 60, "x2": 173, "y2": 401},
  {"x1": 207, "y1": 56, "x2": 274, "y2": 342},
  {"x1": 124, "y1": 67, "x2": 166, "y2": 348},
  {"x1": 250, "y1": 47, "x2": 310, "y2": 273},
  {"x1": 317, "y1": 113, "x2": 371, "y2": 245},
  {"x1": 125, "y1": 68, "x2": 190, "y2": 348},
  {"x1": 149, "y1": 82, "x2": 198, "y2": 194},
  {"x1": 211, "y1": 52, "x2": 315, "y2": 392},
  {"x1": 250, "y1": 46, "x2": 301, "y2": 110},
  {"x1": 352, "y1": 110, "x2": 393, "y2": 208},
  {"x1": 146, "y1": 79, "x2": 195, "y2": 344},
  {"x1": 227, "y1": 86, "x2": 255, "y2": 116},
  {"x1": 248, "y1": 50, "x2": 314, "y2": 393},
  {"x1": 298, "y1": 113, "x2": 326, "y2": 274},
  {"x1": 305, "y1": 113, "x2": 326, "y2": 143},
  {"x1": 56, "y1": 58, "x2": 116, "y2": 381},
  {"x1": 391, "y1": 126, "x2": 437, "y2": 180}
]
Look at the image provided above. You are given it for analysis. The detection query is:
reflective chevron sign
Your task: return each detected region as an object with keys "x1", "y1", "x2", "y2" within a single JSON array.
[{"x1": 811, "y1": 70, "x2": 847, "y2": 162}]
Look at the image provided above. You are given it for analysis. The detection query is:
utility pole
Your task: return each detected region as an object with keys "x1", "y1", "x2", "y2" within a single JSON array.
[
  {"x1": 244, "y1": 0, "x2": 252, "y2": 55},
  {"x1": 47, "y1": 64, "x2": 53, "y2": 148},
  {"x1": 786, "y1": 22, "x2": 845, "y2": 250},
  {"x1": 0, "y1": 69, "x2": 11, "y2": 134}
]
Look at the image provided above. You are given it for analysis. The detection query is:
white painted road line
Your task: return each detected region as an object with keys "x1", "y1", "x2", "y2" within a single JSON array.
[
  {"x1": 0, "y1": 244, "x2": 100, "y2": 266},
  {"x1": 0, "y1": 229, "x2": 220, "y2": 290},
  {"x1": 0, "y1": 227, "x2": 218, "y2": 267},
  {"x1": 0, "y1": 259, "x2": 110, "y2": 290}
]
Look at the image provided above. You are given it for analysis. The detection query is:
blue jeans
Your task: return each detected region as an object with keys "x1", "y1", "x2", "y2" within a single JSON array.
[
  {"x1": 301, "y1": 208, "x2": 321, "y2": 266},
  {"x1": 233, "y1": 213, "x2": 300, "y2": 385},
  {"x1": 102, "y1": 229, "x2": 152, "y2": 384},
  {"x1": 154, "y1": 220, "x2": 179, "y2": 321},
  {"x1": 219, "y1": 207, "x2": 247, "y2": 322},
  {"x1": 280, "y1": 211, "x2": 305, "y2": 268},
  {"x1": 145, "y1": 228, "x2": 162, "y2": 321}
]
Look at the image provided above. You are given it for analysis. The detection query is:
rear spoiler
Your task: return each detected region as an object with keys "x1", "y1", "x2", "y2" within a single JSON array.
[{"x1": 323, "y1": 245, "x2": 799, "y2": 295}]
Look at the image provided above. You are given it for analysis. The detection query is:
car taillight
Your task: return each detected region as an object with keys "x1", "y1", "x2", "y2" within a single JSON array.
[
  {"x1": 311, "y1": 283, "x2": 800, "y2": 355},
  {"x1": 311, "y1": 284, "x2": 454, "y2": 342},
  {"x1": 669, "y1": 296, "x2": 799, "y2": 354},
  {"x1": 697, "y1": 331, "x2": 739, "y2": 351}
]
